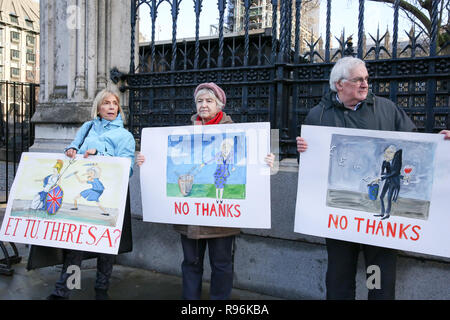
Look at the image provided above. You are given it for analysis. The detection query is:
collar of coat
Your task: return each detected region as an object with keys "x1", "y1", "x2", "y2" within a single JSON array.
[
  {"x1": 323, "y1": 90, "x2": 375, "y2": 111},
  {"x1": 190, "y1": 111, "x2": 233, "y2": 125},
  {"x1": 96, "y1": 113, "x2": 124, "y2": 128}
]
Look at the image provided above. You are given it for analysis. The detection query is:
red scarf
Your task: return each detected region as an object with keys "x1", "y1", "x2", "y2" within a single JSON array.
[{"x1": 196, "y1": 111, "x2": 223, "y2": 125}]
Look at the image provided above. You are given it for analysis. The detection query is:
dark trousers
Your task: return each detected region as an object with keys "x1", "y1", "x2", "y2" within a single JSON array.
[
  {"x1": 180, "y1": 235, "x2": 234, "y2": 300},
  {"x1": 52, "y1": 249, "x2": 115, "y2": 298},
  {"x1": 325, "y1": 238, "x2": 397, "y2": 300}
]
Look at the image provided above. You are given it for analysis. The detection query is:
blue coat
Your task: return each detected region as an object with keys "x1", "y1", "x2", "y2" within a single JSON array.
[{"x1": 65, "y1": 114, "x2": 135, "y2": 175}]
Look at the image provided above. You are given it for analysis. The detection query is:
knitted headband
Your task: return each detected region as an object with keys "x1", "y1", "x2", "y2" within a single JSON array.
[{"x1": 194, "y1": 82, "x2": 226, "y2": 107}]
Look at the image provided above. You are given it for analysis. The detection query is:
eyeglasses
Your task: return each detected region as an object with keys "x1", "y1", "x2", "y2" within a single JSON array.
[{"x1": 344, "y1": 76, "x2": 369, "y2": 85}]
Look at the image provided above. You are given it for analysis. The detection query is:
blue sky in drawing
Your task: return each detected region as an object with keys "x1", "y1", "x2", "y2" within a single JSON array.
[{"x1": 167, "y1": 132, "x2": 247, "y2": 185}]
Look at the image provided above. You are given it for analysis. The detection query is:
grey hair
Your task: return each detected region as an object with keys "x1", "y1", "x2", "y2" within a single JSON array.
[
  {"x1": 91, "y1": 87, "x2": 126, "y2": 123},
  {"x1": 329, "y1": 57, "x2": 366, "y2": 92},
  {"x1": 194, "y1": 88, "x2": 225, "y2": 109}
]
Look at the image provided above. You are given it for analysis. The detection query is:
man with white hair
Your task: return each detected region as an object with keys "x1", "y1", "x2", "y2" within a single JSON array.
[{"x1": 296, "y1": 56, "x2": 416, "y2": 300}]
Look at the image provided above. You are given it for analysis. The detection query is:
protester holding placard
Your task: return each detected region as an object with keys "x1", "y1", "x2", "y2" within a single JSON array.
[
  {"x1": 136, "y1": 82, "x2": 274, "y2": 300},
  {"x1": 296, "y1": 57, "x2": 417, "y2": 300},
  {"x1": 44, "y1": 87, "x2": 135, "y2": 300}
]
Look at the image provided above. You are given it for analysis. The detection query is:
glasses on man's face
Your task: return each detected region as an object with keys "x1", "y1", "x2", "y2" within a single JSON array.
[{"x1": 345, "y1": 76, "x2": 369, "y2": 85}]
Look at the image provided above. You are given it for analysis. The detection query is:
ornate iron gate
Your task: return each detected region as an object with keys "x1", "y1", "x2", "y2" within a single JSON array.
[
  {"x1": 0, "y1": 81, "x2": 39, "y2": 203},
  {"x1": 114, "y1": 0, "x2": 449, "y2": 159}
]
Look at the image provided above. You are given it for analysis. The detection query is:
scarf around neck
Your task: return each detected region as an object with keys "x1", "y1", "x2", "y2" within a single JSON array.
[{"x1": 196, "y1": 111, "x2": 223, "y2": 125}]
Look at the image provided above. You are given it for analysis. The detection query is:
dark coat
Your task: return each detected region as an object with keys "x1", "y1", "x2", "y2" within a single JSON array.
[
  {"x1": 380, "y1": 149, "x2": 402, "y2": 202},
  {"x1": 305, "y1": 91, "x2": 416, "y2": 132}
]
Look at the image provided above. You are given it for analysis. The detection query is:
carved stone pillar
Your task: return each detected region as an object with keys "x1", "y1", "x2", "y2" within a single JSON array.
[{"x1": 31, "y1": 0, "x2": 133, "y2": 152}]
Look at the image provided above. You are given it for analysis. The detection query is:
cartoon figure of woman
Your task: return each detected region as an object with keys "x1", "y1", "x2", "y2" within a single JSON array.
[
  {"x1": 374, "y1": 145, "x2": 403, "y2": 220},
  {"x1": 30, "y1": 160, "x2": 64, "y2": 210},
  {"x1": 201, "y1": 138, "x2": 236, "y2": 203},
  {"x1": 71, "y1": 165, "x2": 108, "y2": 216}
]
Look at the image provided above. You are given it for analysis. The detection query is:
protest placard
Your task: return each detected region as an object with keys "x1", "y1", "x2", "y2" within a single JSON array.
[
  {"x1": 295, "y1": 125, "x2": 450, "y2": 258},
  {"x1": 0, "y1": 152, "x2": 130, "y2": 254},
  {"x1": 140, "y1": 122, "x2": 271, "y2": 229}
]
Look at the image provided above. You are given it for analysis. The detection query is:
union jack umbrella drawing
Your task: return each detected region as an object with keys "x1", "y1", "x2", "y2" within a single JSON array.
[{"x1": 45, "y1": 185, "x2": 64, "y2": 215}]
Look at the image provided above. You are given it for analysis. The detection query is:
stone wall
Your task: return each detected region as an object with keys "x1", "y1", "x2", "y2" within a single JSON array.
[{"x1": 116, "y1": 159, "x2": 450, "y2": 299}]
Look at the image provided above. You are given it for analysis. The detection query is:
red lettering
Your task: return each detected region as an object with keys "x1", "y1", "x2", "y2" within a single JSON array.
[
  {"x1": 76, "y1": 225, "x2": 87, "y2": 244},
  {"x1": 328, "y1": 214, "x2": 339, "y2": 229},
  {"x1": 30, "y1": 220, "x2": 40, "y2": 239},
  {"x1": 234, "y1": 205, "x2": 241, "y2": 218},
  {"x1": 339, "y1": 216, "x2": 348, "y2": 230},
  {"x1": 210, "y1": 204, "x2": 217, "y2": 217},
  {"x1": 219, "y1": 204, "x2": 226, "y2": 217},
  {"x1": 43, "y1": 221, "x2": 52, "y2": 239},
  {"x1": 410, "y1": 225, "x2": 421, "y2": 241},
  {"x1": 386, "y1": 222, "x2": 397, "y2": 238},
  {"x1": 24, "y1": 219, "x2": 33, "y2": 238},
  {"x1": 50, "y1": 222, "x2": 61, "y2": 240},
  {"x1": 58, "y1": 223, "x2": 69, "y2": 242},
  {"x1": 87, "y1": 226, "x2": 97, "y2": 245},
  {"x1": 202, "y1": 203, "x2": 209, "y2": 216},
  {"x1": 399, "y1": 224, "x2": 411, "y2": 239},
  {"x1": 375, "y1": 221, "x2": 385, "y2": 236},
  {"x1": 354, "y1": 217, "x2": 364, "y2": 232},
  {"x1": 226, "y1": 204, "x2": 233, "y2": 217},
  {"x1": 195, "y1": 203, "x2": 200, "y2": 216},
  {"x1": 66, "y1": 224, "x2": 77, "y2": 243},
  {"x1": 366, "y1": 219, "x2": 376, "y2": 234},
  {"x1": 174, "y1": 202, "x2": 182, "y2": 215},
  {"x1": 12, "y1": 218, "x2": 21, "y2": 236},
  {"x1": 95, "y1": 229, "x2": 113, "y2": 247},
  {"x1": 328, "y1": 214, "x2": 347, "y2": 230},
  {"x1": 4, "y1": 217, "x2": 21, "y2": 236},
  {"x1": 174, "y1": 202, "x2": 189, "y2": 215}
]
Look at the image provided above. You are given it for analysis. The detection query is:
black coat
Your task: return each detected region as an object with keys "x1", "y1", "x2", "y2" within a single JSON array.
[
  {"x1": 380, "y1": 149, "x2": 402, "y2": 202},
  {"x1": 304, "y1": 91, "x2": 416, "y2": 132}
]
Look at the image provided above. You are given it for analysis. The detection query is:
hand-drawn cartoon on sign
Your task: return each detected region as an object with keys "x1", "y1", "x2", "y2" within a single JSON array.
[
  {"x1": 167, "y1": 132, "x2": 247, "y2": 202},
  {"x1": 140, "y1": 122, "x2": 271, "y2": 229},
  {"x1": 326, "y1": 134, "x2": 436, "y2": 221},
  {"x1": 0, "y1": 152, "x2": 130, "y2": 254},
  {"x1": 295, "y1": 125, "x2": 450, "y2": 259}
]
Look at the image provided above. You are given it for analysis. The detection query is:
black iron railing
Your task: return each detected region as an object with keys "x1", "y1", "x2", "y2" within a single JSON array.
[
  {"x1": 113, "y1": 0, "x2": 449, "y2": 159},
  {"x1": 0, "y1": 81, "x2": 39, "y2": 203}
]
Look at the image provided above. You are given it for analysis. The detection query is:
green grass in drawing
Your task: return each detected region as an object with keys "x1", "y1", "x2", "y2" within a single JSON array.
[{"x1": 167, "y1": 183, "x2": 245, "y2": 199}]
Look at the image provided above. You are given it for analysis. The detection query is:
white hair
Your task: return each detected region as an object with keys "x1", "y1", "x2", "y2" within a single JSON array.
[
  {"x1": 194, "y1": 88, "x2": 225, "y2": 109},
  {"x1": 329, "y1": 57, "x2": 366, "y2": 92},
  {"x1": 86, "y1": 167, "x2": 100, "y2": 178}
]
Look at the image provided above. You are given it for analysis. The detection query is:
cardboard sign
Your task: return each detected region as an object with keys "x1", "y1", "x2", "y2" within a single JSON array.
[
  {"x1": 0, "y1": 152, "x2": 130, "y2": 254},
  {"x1": 295, "y1": 125, "x2": 450, "y2": 258},
  {"x1": 140, "y1": 122, "x2": 271, "y2": 229}
]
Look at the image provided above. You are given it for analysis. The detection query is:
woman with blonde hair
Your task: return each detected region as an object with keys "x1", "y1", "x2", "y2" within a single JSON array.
[{"x1": 45, "y1": 87, "x2": 135, "y2": 300}]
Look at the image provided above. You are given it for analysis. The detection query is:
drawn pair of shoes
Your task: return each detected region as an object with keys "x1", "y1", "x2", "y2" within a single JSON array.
[
  {"x1": 374, "y1": 213, "x2": 390, "y2": 220},
  {"x1": 70, "y1": 207, "x2": 78, "y2": 210},
  {"x1": 101, "y1": 212, "x2": 109, "y2": 216}
]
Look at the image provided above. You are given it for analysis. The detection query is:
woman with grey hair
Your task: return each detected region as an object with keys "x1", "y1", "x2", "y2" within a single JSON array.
[
  {"x1": 46, "y1": 87, "x2": 135, "y2": 300},
  {"x1": 136, "y1": 82, "x2": 274, "y2": 300}
]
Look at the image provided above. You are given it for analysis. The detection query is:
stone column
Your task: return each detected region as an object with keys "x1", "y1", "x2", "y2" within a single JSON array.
[{"x1": 31, "y1": 0, "x2": 133, "y2": 152}]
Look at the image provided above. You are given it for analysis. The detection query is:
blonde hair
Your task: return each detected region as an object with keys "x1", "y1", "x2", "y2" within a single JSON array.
[
  {"x1": 194, "y1": 88, "x2": 225, "y2": 109},
  {"x1": 91, "y1": 87, "x2": 126, "y2": 123},
  {"x1": 53, "y1": 160, "x2": 64, "y2": 173}
]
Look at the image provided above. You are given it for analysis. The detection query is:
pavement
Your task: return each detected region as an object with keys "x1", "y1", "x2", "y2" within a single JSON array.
[{"x1": 0, "y1": 242, "x2": 280, "y2": 300}]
